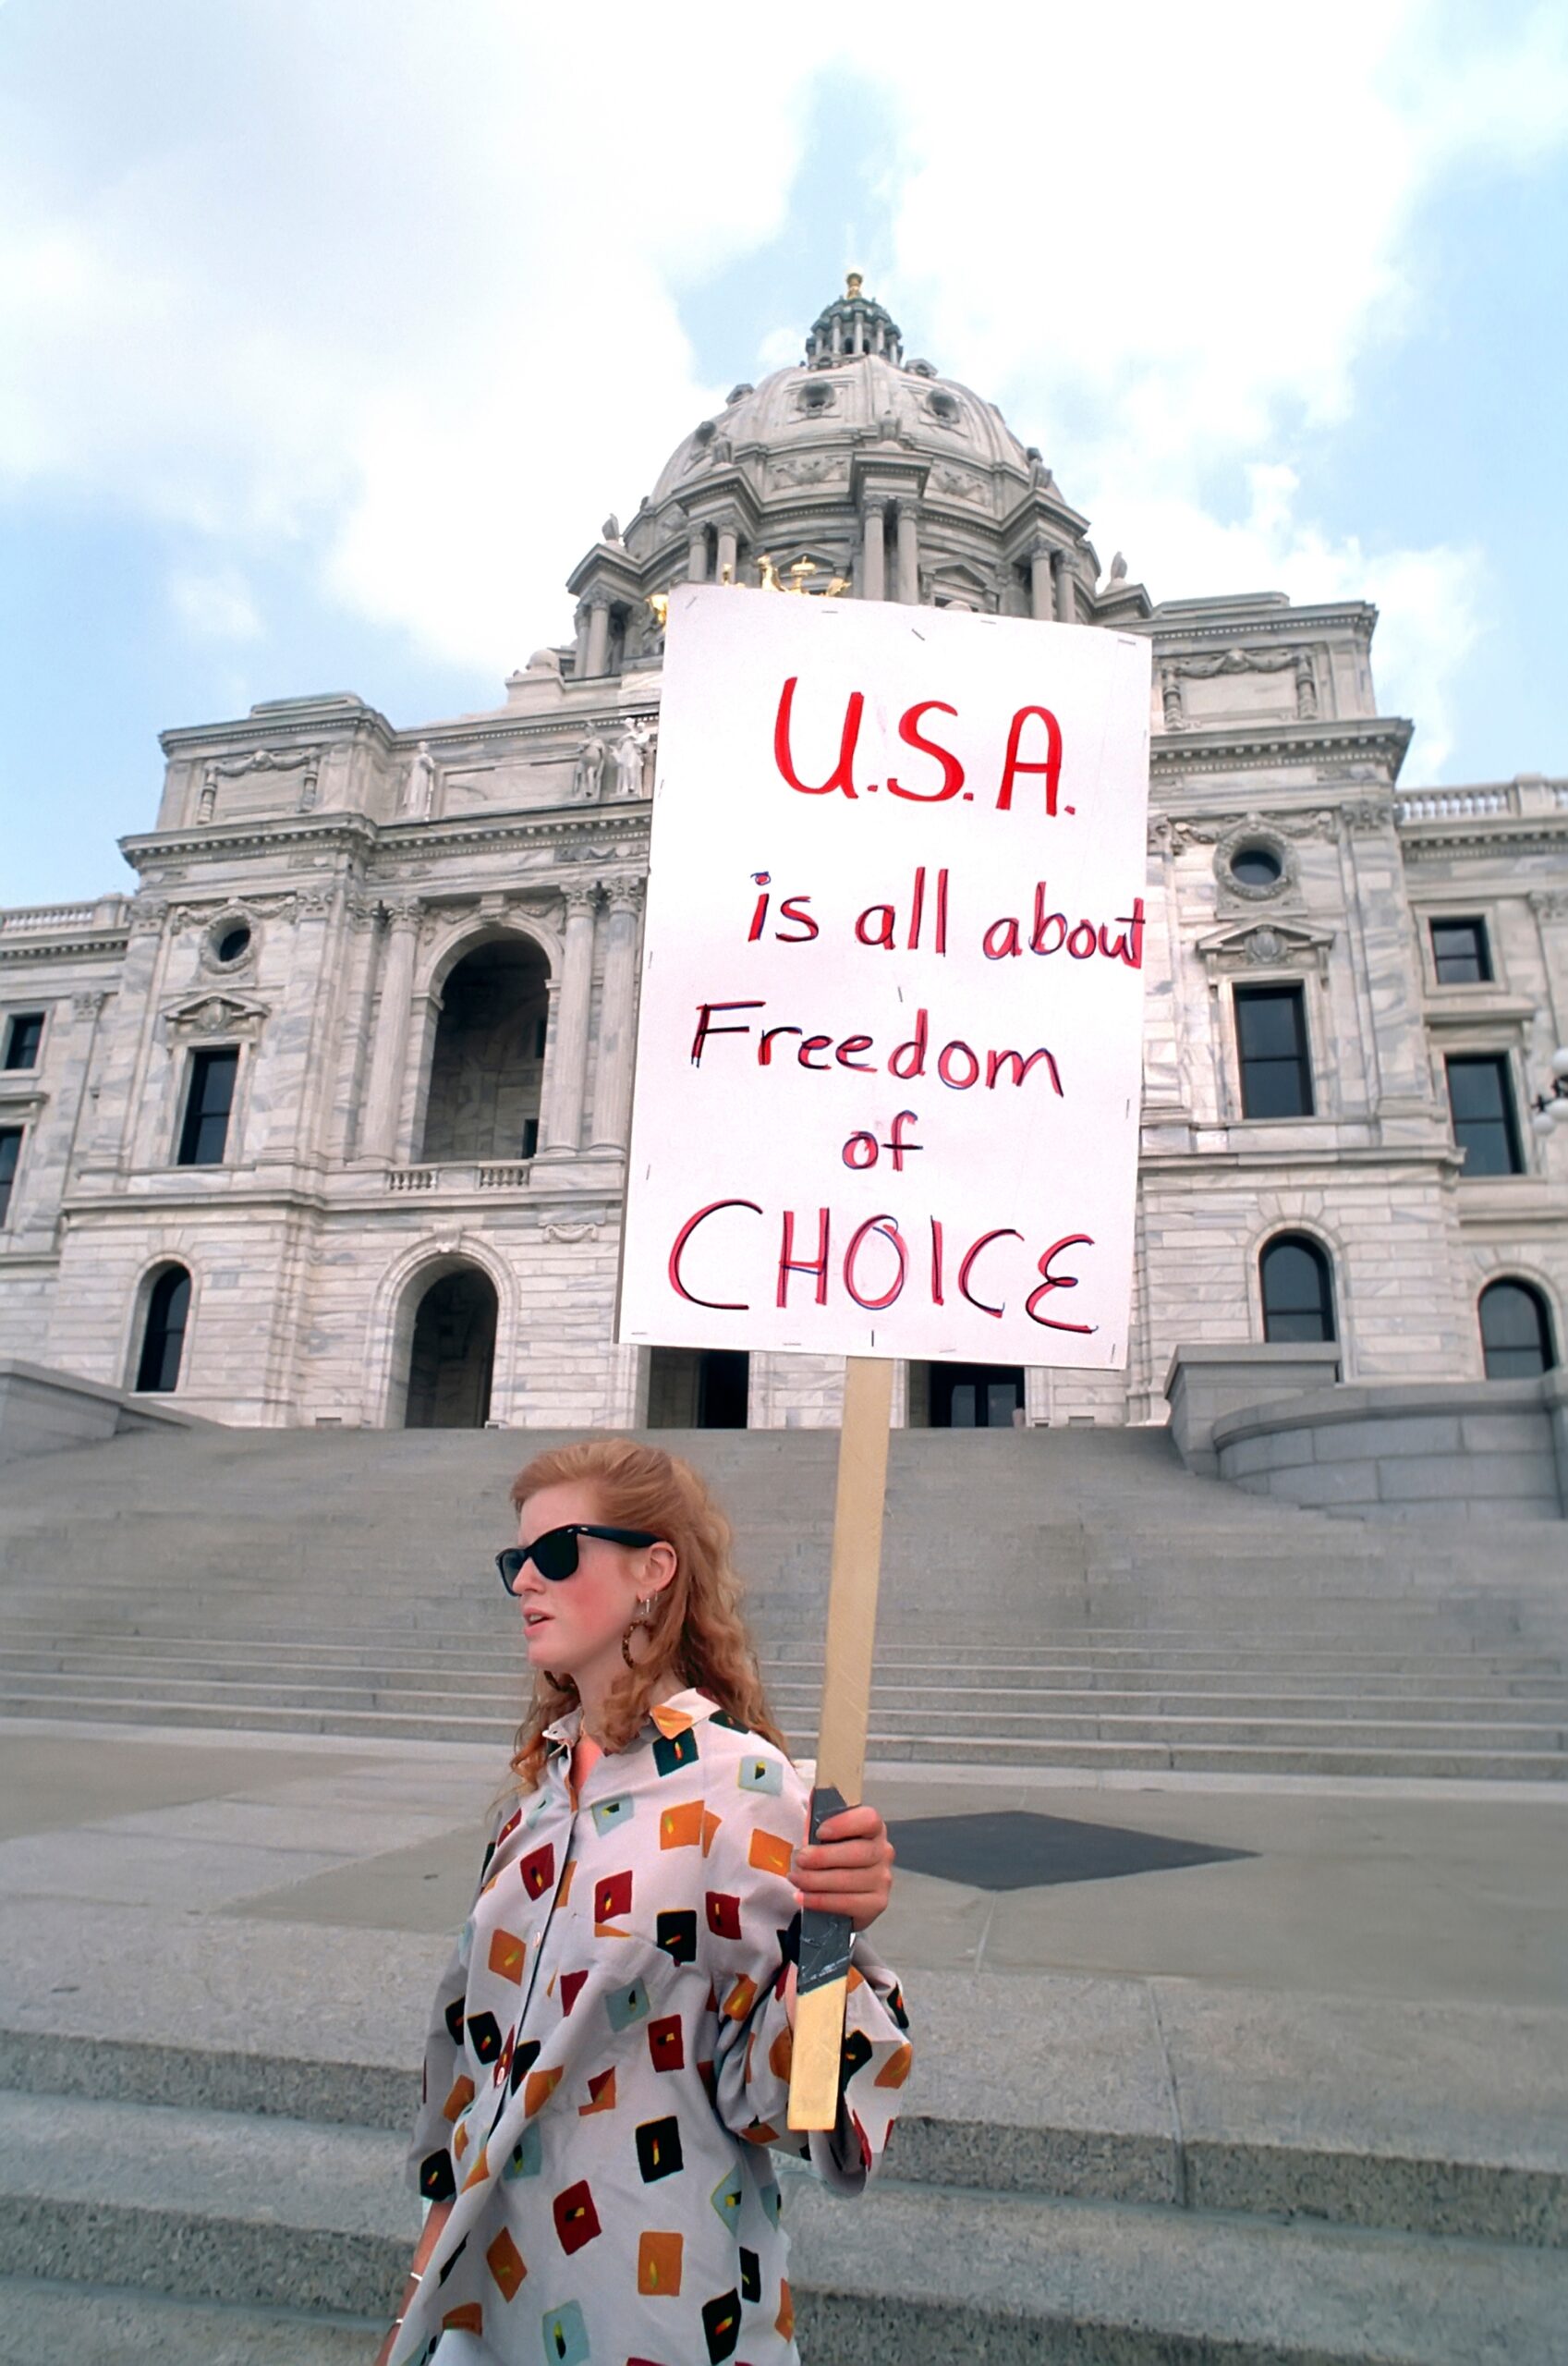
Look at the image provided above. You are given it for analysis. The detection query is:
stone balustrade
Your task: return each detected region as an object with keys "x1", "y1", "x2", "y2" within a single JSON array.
[
  {"x1": 384, "y1": 1163, "x2": 535, "y2": 1194},
  {"x1": 0, "y1": 896, "x2": 129, "y2": 935}
]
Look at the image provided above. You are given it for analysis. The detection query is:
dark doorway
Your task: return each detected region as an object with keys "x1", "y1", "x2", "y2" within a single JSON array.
[
  {"x1": 928, "y1": 1362, "x2": 1025, "y2": 1428},
  {"x1": 405, "y1": 1268, "x2": 497, "y2": 1429},
  {"x1": 420, "y1": 939, "x2": 548, "y2": 1164},
  {"x1": 647, "y1": 1347, "x2": 749, "y2": 1429}
]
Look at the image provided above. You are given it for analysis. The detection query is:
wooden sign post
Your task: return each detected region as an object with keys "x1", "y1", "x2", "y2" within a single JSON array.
[
  {"x1": 617, "y1": 580, "x2": 1151, "y2": 2138},
  {"x1": 786, "y1": 1353, "x2": 893, "y2": 2128}
]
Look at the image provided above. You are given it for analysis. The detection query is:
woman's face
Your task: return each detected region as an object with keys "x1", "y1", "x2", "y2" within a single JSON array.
[{"x1": 512, "y1": 1481, "x2": 674, "y2": 1706}]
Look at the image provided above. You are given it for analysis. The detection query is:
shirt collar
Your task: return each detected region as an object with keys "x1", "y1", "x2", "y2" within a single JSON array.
[{"x1": 542, "y1": 1684, "x2": 721, "y2": 1756}]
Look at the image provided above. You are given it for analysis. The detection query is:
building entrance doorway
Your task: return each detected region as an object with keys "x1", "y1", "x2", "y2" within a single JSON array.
[
  {"x1": 405, "y1": 1267, "x2": 497, "y2": 1428},
  {"x1": 420, "y1": 938, "x2": 548, "y2": 1164},
  {"x1": 647, "y1": 1347, "x2": 749, "y2": 1429},
  {"x1": 926, "y1": 1361, "x2": 1025, "y2": 1428}
]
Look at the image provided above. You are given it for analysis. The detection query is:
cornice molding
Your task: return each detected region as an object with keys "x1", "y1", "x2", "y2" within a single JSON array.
[
  {"x1": 1149, "y1": 716, "x2": 1413, "y2": 783},
  {"x1": 0, "y1": 931, "x2": 129, "y2": 967},
  {"x1": 1399, "y1": 820, "x2": 1568, "y2": 860},
  {"x1": 1141, "y1": 601, "x2": 1379, "y2": 644},
  {"x1": 160, "y1": 705, "x2": 396, "y2": 758},
  {"x1": 120, "y1": 815, "x2": 378, "y2": 872}
]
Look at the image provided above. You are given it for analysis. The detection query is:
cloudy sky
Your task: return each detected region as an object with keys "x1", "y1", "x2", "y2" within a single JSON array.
[{"x1": 3, "y1": 0, "x2": 1565, "y2": 907}]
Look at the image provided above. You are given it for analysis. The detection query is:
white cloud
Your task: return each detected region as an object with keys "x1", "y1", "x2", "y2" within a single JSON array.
[
  {"x1": 168, "y1": 566, "x2": 262, "y2": 643},
  {"x1": 0, "y1": 0, "x2": 1561, "y2": 766}
]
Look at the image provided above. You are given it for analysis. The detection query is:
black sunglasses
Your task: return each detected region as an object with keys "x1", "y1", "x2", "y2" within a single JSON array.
[{"x1": 496, "y1": 1524, "x2": 662, "y2": 1592}]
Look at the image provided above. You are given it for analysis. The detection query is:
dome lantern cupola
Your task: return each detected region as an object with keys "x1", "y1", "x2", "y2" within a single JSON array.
[{"x1": 805, "y1": 272, "x2": 904, "y2": 366}]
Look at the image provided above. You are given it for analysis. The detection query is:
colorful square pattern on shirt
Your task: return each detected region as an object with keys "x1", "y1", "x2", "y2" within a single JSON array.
[
  {"x1": 605, "y1": 1976, "x2": 650, "y2": 2031},
  {"x1": 552, "y1": 2177, "x2": 601, "y2": 2254},
  {"x1": 595, "y1": 1868, "x2": 633, "y2": 1932},
  {"x1": 541, "y1": 2299, "x2": 590, "y2": 2365},
  {"x1": 638, "y1": 2228, "x2": 684, "y2": 2296},
  {"x1": 702, "y1": 2286, "x2": 742, "y2": 2361},
  {"x1": 637, "y1": 2113, "x2": 684, "y2": 2181},
  {"x1": 654, "y1": 1725, "x2": 700, "y2": 1776},
  {"x1": 402, "y1": 1685, "x2": 910, "y2": 2366}
]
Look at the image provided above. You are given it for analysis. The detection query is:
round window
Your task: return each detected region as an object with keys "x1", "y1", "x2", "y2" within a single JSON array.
[
  {"x1": 1231, "y1": 846, "x2": 1282, "y2": 889},
  {"x1": 215, "y1": 924, "x2": 251, "y2": 964}
]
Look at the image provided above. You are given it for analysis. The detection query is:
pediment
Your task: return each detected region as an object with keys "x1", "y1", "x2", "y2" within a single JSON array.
[
  {"x1": 1195, "y1": 919, "x2": 1334, "y2": 978},
  {"x1": 163, "y1": 991, "x2": 270, "y2": 1041}
]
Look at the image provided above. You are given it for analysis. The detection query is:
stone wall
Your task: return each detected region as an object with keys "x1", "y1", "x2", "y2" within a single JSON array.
[{"x1": 1210, "y1": 1374, "x2": 1566, "y2": 1522}]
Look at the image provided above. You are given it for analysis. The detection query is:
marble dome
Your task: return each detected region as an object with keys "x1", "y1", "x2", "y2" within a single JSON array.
[{"x1": 649, "y1": 275, "x2": 1041, "y2": 522}]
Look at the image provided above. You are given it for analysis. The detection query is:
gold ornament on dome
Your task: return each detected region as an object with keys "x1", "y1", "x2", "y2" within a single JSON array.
[
  {"x1": 757, "y1": 553, "x2": 849, "y2": 598},
  {"x1": 647, "y1": 551, "x2": 846, "y2": 633}
]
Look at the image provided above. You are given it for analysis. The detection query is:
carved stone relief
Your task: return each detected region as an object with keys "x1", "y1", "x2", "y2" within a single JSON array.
[
  {"x1": 1168, "y1": 808, "x2": 1335, "y2": 850},
  {"x1": 163, "y1": 992, "x2": 270, "y2": 1042},
  {"x1": 1340, "y1": 799, "x2": 1398, "y2": 835},
  {"x1": 930, "y1": 462, "x2": 988, "y2": 506},
  {"x1": 1196, "y1": 918, "x2": 1335, "y2": 980},
  {"x1": 769, "y1": 452, "x2": 845, "y2": 490},
  {"x1": 1159, "y1": 648, "x2": 1319, "y2": 728},
  {"x1": 199, "y1": 745, "x2": 322, "y2": 819}
]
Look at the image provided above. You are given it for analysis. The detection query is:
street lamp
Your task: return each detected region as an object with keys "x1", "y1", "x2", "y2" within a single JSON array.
[{"x1": 1528, "y1": 1044, "x2": 1568, "y2": 1139}]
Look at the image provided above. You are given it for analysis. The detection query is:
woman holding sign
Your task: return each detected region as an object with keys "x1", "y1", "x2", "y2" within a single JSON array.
[{"x1": 378, "y1": 1438, "x2": 907, "y2": 2366}]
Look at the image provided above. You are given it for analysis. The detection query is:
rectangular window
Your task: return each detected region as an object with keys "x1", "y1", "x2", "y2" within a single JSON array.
[
  {"x1": 177, "y1": 1048, "x2": 239, "y2": 1166},
  {"x1": 1234, "y1": 984, "x2": 1314, "y2": 1118},
  {"x1": 1445, "y1": 1054, "x2": 1523, "y2": 1177},
  {"x1": 0, "y1": 1128, "x2": 20, "y2": 1223},
  {"x1": 3, "y1": 1012, "x2": 43, "y2": 1070},
  {"x1": 520, "y1": 1116, "x2": 540, "y2": 1159},
  {"x1": 1430, "y1": 917, "x2": 1491, "y2": 985}
]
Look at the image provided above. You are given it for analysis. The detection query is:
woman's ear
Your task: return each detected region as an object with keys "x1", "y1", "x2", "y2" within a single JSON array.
[{"x1": 644, "y1": 1540, "x2": 678, "y2": 1596}]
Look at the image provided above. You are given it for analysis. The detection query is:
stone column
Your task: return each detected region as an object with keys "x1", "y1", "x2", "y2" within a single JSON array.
[
  {"x1": 359, "y1": 899, "x2": 420, "y2": 1161},
  {"x1": 1053, "y1": 548, "x2": 1076, "y2": 624},
  {"x1": 715, "y1": 518, "x2": 738, "y2": 582},
  {"x1": 538, "y1": 884, "x2": 599, "y2": 1157},
  {"x1": 572, "y1": 603, "x2": 591, "y2": 677},
  {"x1": 687, "y1": 528, "x2": 708, "y2": 582},
  {"x1": 896, "y1": 502, "x2": 919, "y2": 604},
  {"x1": 583, "y1": 599, "x2": 611, "y2": 679},
  {"x1": 861, "y1": 504, "x2": 885, "y2": 602},
  {"x1": 590, "y1": 879, "x2": 645, "y2": 1151},
  {"x1": 1029, "y1": 543, "x2": 1053, "y2": 621},
  {"x1": 91, "y1": 901, "x2": 167, "y2": 1167}
]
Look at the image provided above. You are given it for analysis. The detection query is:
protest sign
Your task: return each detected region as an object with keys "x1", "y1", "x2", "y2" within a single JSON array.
[
  {"x1": 619, "y1": 584, "x2": 1152, "y2": 2127},
  {"x1": 619, "y1": 584, "x2": 1152, "y2": 1367}
]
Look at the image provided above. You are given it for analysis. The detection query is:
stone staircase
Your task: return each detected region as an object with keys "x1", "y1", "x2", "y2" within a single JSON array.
[
  {"x1": 1, "y1": 1423, "x2": 1564, "y2": 1781},
  {"x1": 1, "y1": 2015, "x2": 1563, "y2": 2362}
]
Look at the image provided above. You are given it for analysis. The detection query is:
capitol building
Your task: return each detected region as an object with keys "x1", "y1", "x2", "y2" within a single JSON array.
[{"x1": 2, "y1": 276, "x2": 1564, "y2": 1439}]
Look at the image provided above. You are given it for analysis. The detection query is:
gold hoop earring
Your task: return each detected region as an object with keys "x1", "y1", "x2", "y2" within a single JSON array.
[{"x1": 621, "y1": 1595, "x2": 652, "y2": 1670}]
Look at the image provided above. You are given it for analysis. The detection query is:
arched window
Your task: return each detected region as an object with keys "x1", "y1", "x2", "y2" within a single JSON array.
[
  {"x1": 135, "y1": 1265, "x2": 191, "y2": 1393},
  {"x1": 1478, "y1": 1279, "x2": 1556, "y2": 1379},
  {"x1": 1259, "y1": 1234, "x2": 1335, "y2": 1344}
]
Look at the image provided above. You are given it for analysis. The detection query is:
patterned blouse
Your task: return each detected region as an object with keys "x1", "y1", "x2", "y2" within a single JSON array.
[{"x1": 398, "y1": 1686, "x2": 912, "y2": 2366}]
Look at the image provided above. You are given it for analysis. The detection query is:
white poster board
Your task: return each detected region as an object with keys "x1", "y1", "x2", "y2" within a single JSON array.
[{"x1": 619, "y1": 586, "x2": 1151, "y2": 1369}]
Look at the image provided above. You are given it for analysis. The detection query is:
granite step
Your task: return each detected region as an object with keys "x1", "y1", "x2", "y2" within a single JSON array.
[
  {"x1": 0, "y1": 1678, "x2": 1560, "y2": 1753},
  {"x1": 0, "y1": 1689, "x2": 1562, "y2": 1774},
  {"x1": 0, "y1": 2275, "x2": 379, "y2": 2363},
  {"x1": 6, "y1": 2028, "x2": 1563, "y2": 2250},
  {"x1": 0, "y1": 2088, "x2": 1563, "y2": 2366},
  {"x1": 9, "y1": 1649, "x2": 1566, "y2": 1714}
]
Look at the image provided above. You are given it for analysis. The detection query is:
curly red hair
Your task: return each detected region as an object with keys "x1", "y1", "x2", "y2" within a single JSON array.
[{"x1": 505, "y1": 1437, "x2": 788, "y2": 1791}]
